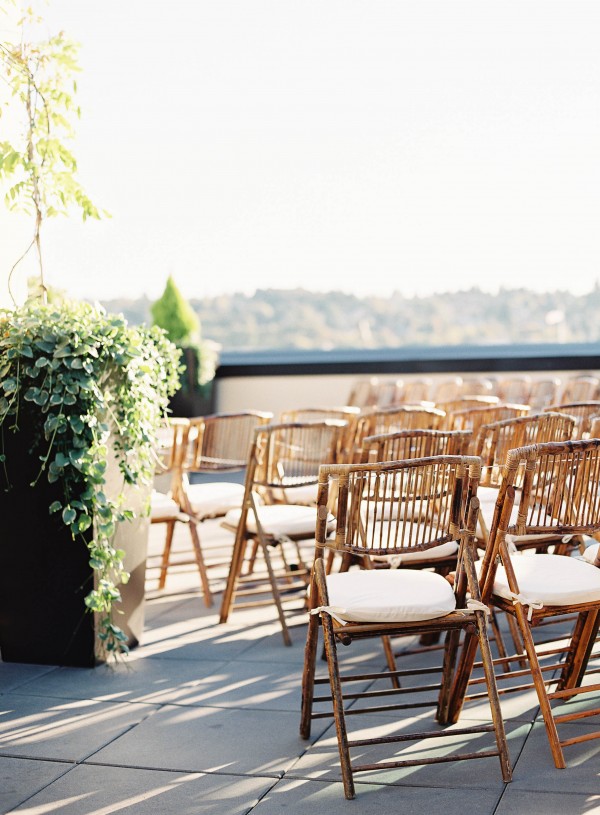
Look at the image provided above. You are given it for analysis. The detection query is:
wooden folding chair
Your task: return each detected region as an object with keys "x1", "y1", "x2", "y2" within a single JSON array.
[
  {"x1": 559, "y1": 374, "x2": 600, "y2": 404},
  {"x1": 543, "y1": 401, "x2": 600, "y2": 439},
  {"x1": 434, "y1": 395, "x2": 499, "y2": 415},
  {"x1": 280, "y1": 406, "x2": 359, "y2": 462},
  {"x1": 473, "y1": 412, "x2": 577, "y2": 662},
  {"x1": 326, "y1": 428, "x2": 473, "y2": 578},
  {"x1": 163, "y1": 411, "x2": 272, "y2": 604},
  {"x1": 347, "y1": 404, "x2": 446, "y2": 463},
  {"x1": 474, "y1": 412, "x2": 577, "y2": 548},
  {"x1": 149, "y1": 418, "x2": 213, "y2": 605},
  {"x1": 528, "y1": 378, "x2": 562, "y2": 411},
  {"x1": 219, "y1": 420, "x2": 347, "y2": 645},
  {"x1": 300, "y1": 455, "x2": 512, "y2": 799},
  {"x1": 444, "y1": 403, "x2": 530, "y2": 447},
  {"x1": 495, "y1": 375, "x2": 532, "y2": 406},
  {"x1": 449, "y1": 440, "x2": 600, "y2": 770},
  {"x1": 360, "y1": 427, "x2": 472, "y2": 463}
]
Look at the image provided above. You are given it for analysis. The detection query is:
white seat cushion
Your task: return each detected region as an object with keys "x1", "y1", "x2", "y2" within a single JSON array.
[
  {"x1": 324, "y1": 569, "x2": 456, "y2": 623},
  {"x1": 267, "y1": 483, "x2": 320, "y2": 506},
  {"x1": 186, "y1": 482, "x2": 245, "y2": 519},
  {"x1": 582, "y1": 542, "x2": 600, "y2": 565},
  {"x1": 150, "y1": 490, "x2": 181, "y2": 520},
  {"x1": 492, "y1": 553, "x2": 600, "y2": 607},
  {"x1": 371, "y1": 540, "x2": 459, "y2": 566},
  {"x1": 477, "y1": 485, "x2": 499, "y2": 531},
  {"x1": 224, "y1": 503, "x2": 333, "y2": 539}
]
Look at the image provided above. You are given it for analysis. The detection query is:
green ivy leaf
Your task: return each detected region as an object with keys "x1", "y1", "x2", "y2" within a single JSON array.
[
  {"x1": 33, "y1": 390, "x2": 49, "y2": 406},
  {"x1": 24, "y1": 387, "x2": 40, "y2": 402},
  {"x1": 77, "y1": 514, "x2": 92, "y2": 532},
  {"x1": 62, "y1": 506, "x2": 76, "y2": 524}
]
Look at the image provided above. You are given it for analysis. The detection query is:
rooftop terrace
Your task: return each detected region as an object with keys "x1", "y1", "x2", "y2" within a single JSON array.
[{"x1": 1, "y1": 516, "x2": 599, "y2": 814}]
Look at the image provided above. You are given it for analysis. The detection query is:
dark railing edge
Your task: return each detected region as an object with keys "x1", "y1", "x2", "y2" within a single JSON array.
[{"x1": 215, "y1": 342, "x2": 600, "y2": 379}]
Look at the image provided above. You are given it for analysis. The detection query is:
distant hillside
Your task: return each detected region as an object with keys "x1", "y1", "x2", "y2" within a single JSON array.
[{"x1": 100, "y1": 286, "x2": 600, "y2": 352}]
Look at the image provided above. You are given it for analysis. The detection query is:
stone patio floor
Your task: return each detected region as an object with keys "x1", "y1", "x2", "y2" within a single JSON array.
[{"x1": 1, "y1": 518, "x2": 599, "y2": 814}]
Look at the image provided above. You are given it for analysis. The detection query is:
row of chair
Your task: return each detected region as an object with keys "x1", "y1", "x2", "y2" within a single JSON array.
[
  {"x1": 300, "y1": 440, "x2": 600, "y2": 798},
  {"x1": 348, "y1": 373, "x2": 600, "y2": 412},
  {"x1": 149, "y1": 407, "x2": 600, "y2": 798}
]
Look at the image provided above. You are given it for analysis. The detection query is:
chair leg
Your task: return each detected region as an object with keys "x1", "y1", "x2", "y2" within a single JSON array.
[
  {"x1": 188, "y1": 520, "x2": 213, "y2": 608},
  {"x1": 381, "y1": 635, "x2": 400, "y2": 689},
  {"x1": 559, "y1": 610, "x2": 600, "y2": 694},
  {"x1": 257, "y1": 534, "x2": 293, "y2": 646},
  {"x1": 157, "y1": 520, "x2": 176, "y2": 590},
  {"x1": 437, "y1": 628, "x2": 462, "y2": 724},
  {"x1": 473, "y1": 610, "x2": 513, "y2": 782},
  {"x1": 488, "y1": 609, "x2": 510, "y2": 667},
  {"x1": 219, "y1": 519, "x2": 249, "y2": 624},
  {"x1": 321, "y1": 609, "x2": 355, "y2": 800},
  {"x1": 446, "y1": 630, "x2": 480, "y2": 724},
  {"x1": 300, "y1": 577, "x2": 320, "y2": 739},
  {"x1": 513, "y1": 604, "x2": 567, "y2": 769}
]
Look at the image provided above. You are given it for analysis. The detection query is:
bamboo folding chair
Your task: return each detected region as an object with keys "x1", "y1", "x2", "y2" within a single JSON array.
[
  {"x1": 444, "y1": 403, "x2": 530, "y2": 448},
  {"x1": 165, "y1": 411, "x2": 272, "y2": 604},
  {"x1": 559, "y1": 375, "x2": 600, "y2": 404},
  {"x1": 149, "y1": 418, "x2": 213, "y2": 605},
  {"x1": 434, "y1": 395, "x2": 499, "y2": 415},
  {"x1": 543, "y1": 402, "x2": 600, "y2": 439},
  {"x1": 279, "y1": 406, "x2": 360, "y2": 462},
  {"x1": 360, "y1": 427, "x2": 473, "y2": 463},
  {"x1": 399, "y1": 377, "x2": 433, "y2": 403},
  {"x1": 219, "y1": 420, "x2": 347, "y2": 645},
  {"x1": 449, "y1": 440, "x2": 600, "y2": 770},
  {"x1": 347, "y1": 377, "x2": 380, "y2": 408},
  {"x1": 474, "y1": 412, "x2": 577, "y2": 548},
  {"x1": 495, "y1": 375, "x2": 532, "y2": 406},
  {"x1": 528, "y1": 378, "x2": 562, "y2": 411},
  {"x1": 300, "y1": 455, "x2": 512, "y2": 799},
  {"x1": 430, "y1": 376, "x2": 464, "y2": 404},
  {"x1": 347, "y1": 404, "x2": 446, "y2": 463},
  {"x1": 473, "y1": 412, "x2": 577, "y2": 661},
  {"x1": 458, "y1": 376, "x2": 495, "y2": 396},
  {"x1": 326, "y1": 428, "x2": 473, "y2": 578}
]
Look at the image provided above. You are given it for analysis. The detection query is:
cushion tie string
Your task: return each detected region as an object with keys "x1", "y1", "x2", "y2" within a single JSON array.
[
  {"x1": 454, "y1": 599, "x2": 491, "y2": 616},
  {"x1": 505, "y1": 533, "x2": 573, "y2": 554},
  {"x1": 310, "y1": 606, "x2": 349, "y2": 625},
  {"x1": 507, "y1": 591, "x2": 543, "y2": 622}
]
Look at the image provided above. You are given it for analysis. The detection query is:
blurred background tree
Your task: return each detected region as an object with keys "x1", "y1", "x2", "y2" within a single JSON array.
[{"x1": 151, "y1": 276, "x2": 219, "y2": 415}]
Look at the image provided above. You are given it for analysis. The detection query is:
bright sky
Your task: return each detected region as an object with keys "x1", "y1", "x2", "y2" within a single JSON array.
[{"x1": 1, "y1": 0, "x2": 600, "y2": 306}]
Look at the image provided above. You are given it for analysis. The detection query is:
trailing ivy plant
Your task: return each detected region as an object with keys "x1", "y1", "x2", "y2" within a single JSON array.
[{"x1": 0, "y1": 299, "x2": 181, "y2": 658}]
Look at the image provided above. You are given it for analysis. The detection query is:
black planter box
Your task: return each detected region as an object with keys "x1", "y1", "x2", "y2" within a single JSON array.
[
  {"x1": 0, "y1": 426, "x2": 149, "y2": 667},
  {"x1": 168, "y1": 347, "x2": 216, "y2": 418}
]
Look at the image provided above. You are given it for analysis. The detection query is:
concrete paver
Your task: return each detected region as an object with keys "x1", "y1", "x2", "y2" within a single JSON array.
[{"x1": 1, "y1": 520, "x2": 598, "y2": 813}]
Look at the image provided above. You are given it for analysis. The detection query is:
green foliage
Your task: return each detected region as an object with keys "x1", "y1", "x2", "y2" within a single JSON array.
[
  {"x1": 151, "y1": 276, "x2": 217, "y2": 389},
  {"x1": 151, "y1": 275, "x2": 201, "y2": 346},
  {"x1": 0, "y1": 6, "x2": 107, "y2": 296},
  {"x1": 0, "y1": 299, "x2": 181, "y2": 659},
  {"x1": 0, "y1": 14, "x2": 101, "y2": 221}
]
